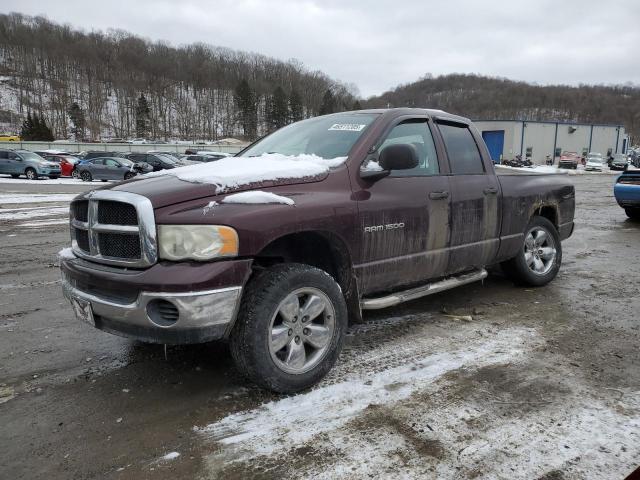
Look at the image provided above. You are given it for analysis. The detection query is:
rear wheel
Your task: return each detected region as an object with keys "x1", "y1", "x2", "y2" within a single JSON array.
[
  {"x1": 230, "y1": 263, "x2": 347, "y2": 394},
  {"x1": 25, "y1": 168, "x2": 38, "y2": 180},
  {"x1": 124, "y1": 172, "x2": 135, "y2": 180},
  {"x1": 71, "y1": 170, "x2": 79, "y2": 179},
  {"x1": 81, "y1": 171, "x2": 92, "y2": 182},
  {"x1": 625, "y1": 208, "x2": 640, "y2": 220},
  {"x1": 501, "y1": 216, "x2": 562, "y2": 287}
]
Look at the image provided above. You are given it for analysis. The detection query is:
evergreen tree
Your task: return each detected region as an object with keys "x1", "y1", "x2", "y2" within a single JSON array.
[
  {"x1": 20, "y1": 112, "x2": 34, "y2": 140},
  {"x1": 135, "y1": 93, "x2": 151, "y2": 138},
  {"x1": 289, "y1": 88, "x2": 304, "y2": 122},
  {"x1": 234, "y1": 79, "x2": 257, "y2": 139},
  {"x1": 39, "y1": 116, "x2": 54, "y2": 141},
  {"x1": 67, "y1": 102, "x2": 85, "y2": 141},
  {"x1": 32, "y1": 113, "x2": 42, "y2": 139},
  {"x1": 266, "y1": 86, "x2": 289, "y2": 131},
  {"x1": 352, "y1": 100, "x2": 362, "y2": 110},
  {"x1": 319, "y1": 89, "x2": 335, "y2": 115}
]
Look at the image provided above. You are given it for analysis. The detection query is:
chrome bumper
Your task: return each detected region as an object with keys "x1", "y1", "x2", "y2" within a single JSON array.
[{"x1": 62, "y1": 276, "x2": 242, "y2": 344}]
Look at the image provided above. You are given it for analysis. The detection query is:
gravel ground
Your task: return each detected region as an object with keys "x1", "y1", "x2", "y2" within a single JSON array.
[{"x1": 0, "y1": 175, "x2": 638, "y2": 479}]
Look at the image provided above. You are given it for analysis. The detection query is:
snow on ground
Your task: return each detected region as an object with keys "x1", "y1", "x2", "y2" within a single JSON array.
[
  {"x1": 0, "y1": 206, "x2": 69, "y2": 221},
  {"x1": 0, "y1": 194, "x2": 77, "y2": 203},
  {"x1": 196, "y1": 319, "x2": 639, "y2": 479},
  {"x1": 145, "y1": 153, "x2": 346, "y2": 192},
  {"x1": 0, "y1": 175, "x2": 113, "y2": 185},
  {"x1": 222, "y1": 191, "x2": 295, "y2": 205},
  {"x1": 18, "y1": 218, "x2": 69, "y2": 227},
  {"x1": 496, "y1": 165, "x2": 620, "y2": 175}
]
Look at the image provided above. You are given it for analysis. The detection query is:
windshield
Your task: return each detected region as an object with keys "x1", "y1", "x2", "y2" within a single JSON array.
[
  {"x1": 119, "y1": 158, "x2": 134, "y2": 166},
  {"x1": 157, "y1": 154, "x2": 177, "y2": 164},
  {"x1": 241, "y1": 113, "x2": 378, "y2": 159},
  {"x1": 19, "y1": 151, "x2": 45, "y2": 161}
]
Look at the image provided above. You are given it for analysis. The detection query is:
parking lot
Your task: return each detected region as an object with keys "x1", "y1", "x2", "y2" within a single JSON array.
[{"x1": 0, "y1": 174, "x2": 638, "y2": 479}]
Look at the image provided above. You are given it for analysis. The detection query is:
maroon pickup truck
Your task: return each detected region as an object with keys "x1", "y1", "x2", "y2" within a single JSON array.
[{"x1": 60, "y1": 108, "x2": 575, "y2": 393}]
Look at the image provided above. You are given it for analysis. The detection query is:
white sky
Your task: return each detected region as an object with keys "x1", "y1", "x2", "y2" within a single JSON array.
[{"x1": 3, "y1": 0, "x2": 639, "y2": 97}]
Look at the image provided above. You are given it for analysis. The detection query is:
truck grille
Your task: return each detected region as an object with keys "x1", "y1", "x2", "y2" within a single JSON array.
[{"x1": 69, "y1": 191, "x2": 157, "y2": 268}]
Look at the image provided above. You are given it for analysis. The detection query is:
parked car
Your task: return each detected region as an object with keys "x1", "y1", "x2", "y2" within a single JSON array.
[
  {"x1": 76, "y1": 157, "x2": 142, "y2": 182},
  {"x1": 60, "y1": 108, "x2": 575, "y2": 393},
  {"x1": 181, "y1": 154, "x2": 226, "y2": 163},
  {"x1": 0, "y1": 148, "x2": 61, "y2": 179},
  {"x1": 121, "y1": 152, "x2": 193, "y2": 170},
  {"x1": 614, "y1": 167, "x2": 640, "y2": 219},
  {"x1": 41, "y1": 153, "x2": 80, "y2": 177},
  {"x1": 558, "y1": 151, "x2": 580, "y2": 169},
  {"x1": 610, "y1": 153, "x2": 629, "y2": 171},
  {"x1": 0, "y1": 134, "x2": 20, "y2": 141},
  {"x1": 585, "y1": 152, "x2": 604, "y2": 171},
  {"x1": 79, "y1": 150, "x2": 120, "y2": 161},
  {"x1": 147, "y1": 150, "x2": 183, "y2": 160}
]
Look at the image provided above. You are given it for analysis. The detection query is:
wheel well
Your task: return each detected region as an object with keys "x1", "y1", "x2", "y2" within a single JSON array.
[
  {"x1": 536, "y1": 205, "x2": 558, "y2": 227},
  {"x1": 253, "y1": 231, "x2": 352, "y2": 292}
]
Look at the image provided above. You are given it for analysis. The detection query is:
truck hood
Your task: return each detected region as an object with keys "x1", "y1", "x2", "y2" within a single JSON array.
[{"x1": 109, "y1": 153, "x2": 346, "y2": 208}]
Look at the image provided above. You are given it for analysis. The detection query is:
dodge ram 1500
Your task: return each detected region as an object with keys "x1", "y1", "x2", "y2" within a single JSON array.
[{"x1": 60, "y1": 108, "x2": 575, "y2": 393}]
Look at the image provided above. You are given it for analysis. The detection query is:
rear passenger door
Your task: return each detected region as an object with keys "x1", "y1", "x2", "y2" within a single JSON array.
[{"x1": 436, "y1": 121, "x2": 500, "y2": 274}]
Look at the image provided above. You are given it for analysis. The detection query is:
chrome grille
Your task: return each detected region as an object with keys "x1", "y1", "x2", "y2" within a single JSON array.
[{"x1": 69, "y1": 191, "x2": 157, "y2": 268}]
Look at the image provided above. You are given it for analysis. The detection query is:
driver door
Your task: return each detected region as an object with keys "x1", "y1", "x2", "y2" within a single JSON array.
[{"x1": 354, "y1": 118, "x2": 451, "y2": 295}]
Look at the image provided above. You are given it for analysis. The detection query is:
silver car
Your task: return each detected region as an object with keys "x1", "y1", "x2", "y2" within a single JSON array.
[{"x1": 77, "y1": 157, "x2": 139, "y2": 182}]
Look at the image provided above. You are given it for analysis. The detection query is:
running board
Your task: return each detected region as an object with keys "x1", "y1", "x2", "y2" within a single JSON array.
[{"x1": 360, "y1": 269, "x2": 488, "y2": 310}]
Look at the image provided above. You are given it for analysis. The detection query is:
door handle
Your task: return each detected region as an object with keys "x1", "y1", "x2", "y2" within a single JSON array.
[
  {"x1": 483, "y1": 187, "x2": 498, "y2": 195},
  {"x1": 429, "y1": 191, "x2": 449, "y2": 200}
]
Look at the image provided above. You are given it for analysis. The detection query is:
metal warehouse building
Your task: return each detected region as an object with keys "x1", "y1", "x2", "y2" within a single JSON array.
[{"x1": 474, "y1": 120, "x2": 628, "y2": 164}]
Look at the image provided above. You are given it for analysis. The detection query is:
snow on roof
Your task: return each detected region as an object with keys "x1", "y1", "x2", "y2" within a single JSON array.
[
  {"x1": 222, "y1": 191, "x2": 295, "y2": 206},
  {"x1": 145, "y1": 153, "x2": 346, "y2": 192}
]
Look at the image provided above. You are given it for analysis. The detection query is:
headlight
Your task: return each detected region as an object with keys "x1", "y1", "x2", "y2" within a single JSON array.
[{"x1": 157, "y1": 225, "x2": 238, "y2": 261}]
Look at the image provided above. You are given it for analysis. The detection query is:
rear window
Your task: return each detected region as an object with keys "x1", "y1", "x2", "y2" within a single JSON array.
[{"x1": 438, "y1": 123, "x2": 484, "y2": 175}]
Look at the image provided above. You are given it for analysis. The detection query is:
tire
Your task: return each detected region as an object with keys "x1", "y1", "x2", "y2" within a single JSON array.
[
  {"x1": 72, "y1": 170, "x2": 79, "y2": 179},
  {"x1": 25, "y1": 168, "x2": 38, "y2": 180},
  {"x1": 101, "y1": 179, "x2": 108, "y2": 182},
  {"x1": 229, "y1": 263, "x2": 347, "y2": 394},
  {"x1": 124, "y1": 172, "x2": 135, "y2": 180},
  {"x1": 625, "y1": 208, "x2": 640, "y2": 220},
  {"x1": 49, "y1": 176, "x2": 59, "y2": 180},
  {"x1": 501, "y1": 216, "x2": 562, "y2": 287},
  {"x1": 81, "y1": 171, "x2": 92, "y2": 182},
  {"x1": 10, "y1": 174, "x2": 20, "y2": 179}
]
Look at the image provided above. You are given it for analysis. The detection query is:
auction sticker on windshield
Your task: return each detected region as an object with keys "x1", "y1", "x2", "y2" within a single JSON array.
[{"x1": 328, "y1": 124, "x2": 367, "y2": 132}]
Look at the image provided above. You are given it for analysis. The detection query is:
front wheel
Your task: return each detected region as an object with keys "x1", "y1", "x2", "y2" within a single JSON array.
[
  {"x1": 230, "y1": 263, "x2": 347, "y2": 394},
  {"x1": 501, "y1": 216, "x2": 562, "y2": 287},
  {"x1": 80, "y1": 171, "x2": 92, "y2": 182},
  {"x1": 72, "y1": 170, "x2": 79, "y2": 179},
  {"x1": 25, "y1": 168, "x2": 38, "y2": 180},
  {"x1": 625, "y1": 208, "x2": 640, "y2": 220},
  {"x1": 124, "y1": 172, "x2": 135, "y2": 180}
]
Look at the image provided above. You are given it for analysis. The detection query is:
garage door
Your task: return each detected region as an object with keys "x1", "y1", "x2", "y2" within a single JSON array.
[{"x1": 482, "y1": 130, "x2": 505, "y2": 163}]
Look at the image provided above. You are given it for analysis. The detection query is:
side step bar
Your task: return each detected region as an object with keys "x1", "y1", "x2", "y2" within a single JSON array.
[{"x1": 360, "y1": 269, "x2": 488, "y2": 310}]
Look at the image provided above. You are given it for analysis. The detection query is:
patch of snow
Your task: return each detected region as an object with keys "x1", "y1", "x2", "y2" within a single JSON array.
[
  {"x1": 202, "y1": 201, "x2": 218, "y2": 215},
  {"x1": 0, "y1": 194, "x2": 76, "y2": 204},
  {"x1": 222, "y1": 191, "x2": 295, "y2": 206},
  {"x1": 57, "y1": 247, "x2": 75, "y2": 260},
  {"x1": 17, "y1": 219, "x2": 69, "y2": 227},
  {"x1": 0, "y1": 206, "x2": 68, "y2": 221},
  {"x1": 361, "y1": 160, "x2": 383, "y2": 172},
  {"x1": 145, "y1": 153, "x2": 346, "y2": 192},
  {"x1": 196, "y1": 327, "x2": 538, "y2": 470},
  {"x1": 160, "y1": 452, "x2": 180, "y2": 461}
]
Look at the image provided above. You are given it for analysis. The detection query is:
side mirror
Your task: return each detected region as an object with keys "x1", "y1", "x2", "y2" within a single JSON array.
[{"x1": 379, "y1": 144, "x2": 419, "y2": 171}]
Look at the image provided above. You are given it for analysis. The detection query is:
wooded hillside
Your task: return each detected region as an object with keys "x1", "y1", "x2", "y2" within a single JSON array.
[
  {"x1": 0, "y1": 13, "x2": 357, "y2": 141},
  {"x1": 365, "y1": 74, "x2": 640, "y2": 141}
]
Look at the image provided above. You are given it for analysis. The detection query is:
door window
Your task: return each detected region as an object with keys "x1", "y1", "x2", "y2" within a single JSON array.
[
  {"x1": 8, "y1": 152, "x2": 19, "y2": 160},
  {"x1": 379, "y1": 120, "x2": 439, "y2": 176},
  {"x1": 105, "y1": 159, "x2": 120, "y2": 167},
  {"x1": 438, "y1": 123, "x2": 485, "y2": 175},
  {"x1": 0, "y1": 151, "x2": 7, "y2": 159}
]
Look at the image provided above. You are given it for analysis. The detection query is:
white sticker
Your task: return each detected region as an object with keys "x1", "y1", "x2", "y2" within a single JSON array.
[{"x1": 328, "y1": 123, "x2": 367, "y2": 132}]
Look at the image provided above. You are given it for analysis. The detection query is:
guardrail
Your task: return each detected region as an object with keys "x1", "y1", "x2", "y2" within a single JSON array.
[{"x1": 0, "y1": 141, "x2": 247, "y2": 155}]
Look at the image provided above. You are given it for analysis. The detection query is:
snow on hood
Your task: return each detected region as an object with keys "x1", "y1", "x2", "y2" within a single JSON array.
[
  {"x1": 222, "y1": 190, "x2": 295, "y2": 206},
  {"x1": 144, "y1": 153, "x2": 347, "y2": 193}
]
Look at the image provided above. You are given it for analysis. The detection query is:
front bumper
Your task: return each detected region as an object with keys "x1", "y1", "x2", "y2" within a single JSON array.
[{"x1": 60, "y1": 255, "x2": 252, "y2": 344}]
